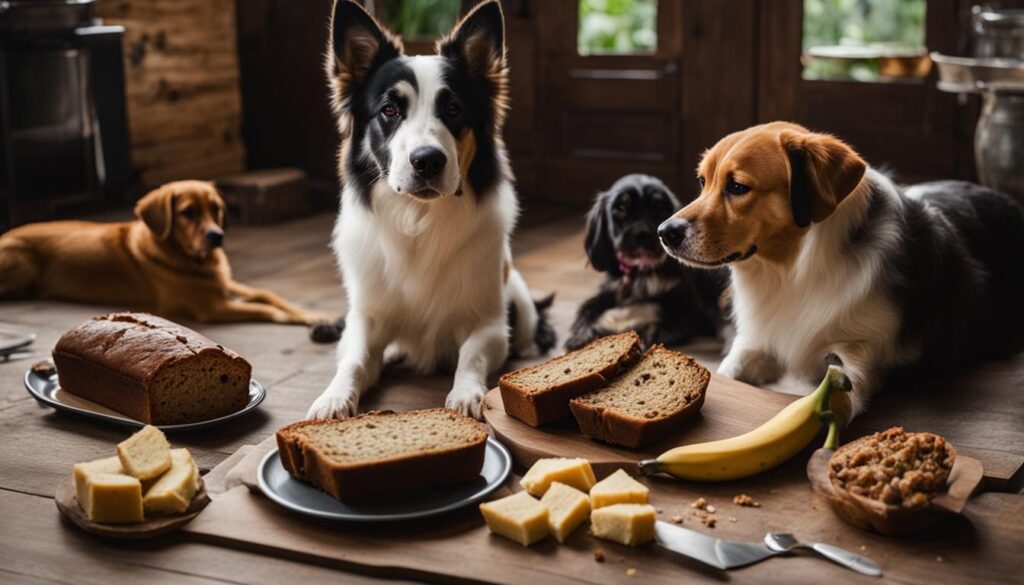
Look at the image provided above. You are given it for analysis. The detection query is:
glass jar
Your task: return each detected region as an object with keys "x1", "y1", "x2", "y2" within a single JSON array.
[{"x1": 975, "y1": 83, "x2": 1024, "y2": 204}]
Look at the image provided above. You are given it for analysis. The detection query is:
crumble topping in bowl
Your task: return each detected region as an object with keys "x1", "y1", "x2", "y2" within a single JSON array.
[{"x1": 829, "y1": 427, "x2": 955, "y2": 509}]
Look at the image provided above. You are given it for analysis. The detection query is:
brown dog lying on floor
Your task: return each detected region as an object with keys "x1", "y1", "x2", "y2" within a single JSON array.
[{"x1": 0, "y1": 180, "x2": 327, "y2": 325}]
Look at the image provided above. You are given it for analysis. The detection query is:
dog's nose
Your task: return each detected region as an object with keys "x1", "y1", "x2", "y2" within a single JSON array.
[
  {"x1": 410, "y1": 146, "x2": 447, "y2": 179},
  {"x1": 206, "y1": 230, "x2": 224, "y2": 248},
  {"x1": 658, "y1": 218, "x2": 690, "y2": 248}
]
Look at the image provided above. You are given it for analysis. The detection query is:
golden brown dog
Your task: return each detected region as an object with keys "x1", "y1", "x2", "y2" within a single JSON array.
[{"x1": 0, "y1": 180, "x2": 326, "y2": 324}]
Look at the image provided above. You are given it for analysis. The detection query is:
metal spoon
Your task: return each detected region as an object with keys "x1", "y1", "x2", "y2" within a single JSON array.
[{"x1": 764, "y1": 532, "x2": 883, "y2": 577}]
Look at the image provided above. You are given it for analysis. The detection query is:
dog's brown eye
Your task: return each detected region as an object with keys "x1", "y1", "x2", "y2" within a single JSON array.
[
  {"x1": 445, "y1": 102, "x2": 461, "y2": 118},
  {"x1": 725, "y1": 180, "x2": 751, "y2": 195},
  {"x1": 181, "y1": 207, "x2": 196, "y2": 219},
  {"x1": 380, "y1": 104, "x2": 398, "y2": 118}
]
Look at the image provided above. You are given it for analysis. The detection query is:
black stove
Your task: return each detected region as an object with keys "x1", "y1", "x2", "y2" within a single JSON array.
[{"x1": 0, "y1": 0, "x2": 133, "y2": 229}]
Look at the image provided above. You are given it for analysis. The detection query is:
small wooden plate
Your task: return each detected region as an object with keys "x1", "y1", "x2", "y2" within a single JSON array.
[
  {"x1": 807, "y1": 447, "x2": 983, "y2": 536},
  {"x1": 55, "y1": 474, "x2": 210, "y2": 539}
]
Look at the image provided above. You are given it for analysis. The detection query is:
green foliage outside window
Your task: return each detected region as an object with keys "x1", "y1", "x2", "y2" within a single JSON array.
[
  {"x1": 578, "y1": 0, "x2": 657, "y2": 55},
  {"x1": 803, "y1": 0, "x2": 927, "y2": 80},
  {"x1": 378, "y1": 0, "x2": 462, "y2": 40}
]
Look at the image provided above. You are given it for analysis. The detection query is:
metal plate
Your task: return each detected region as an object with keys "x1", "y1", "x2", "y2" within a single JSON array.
[
  {"x1": 24, "y1": 364, "x2": 265, "y2": 432},
  {"x1": 258, "y1": 438, "x2": 512, "y2": 522}
]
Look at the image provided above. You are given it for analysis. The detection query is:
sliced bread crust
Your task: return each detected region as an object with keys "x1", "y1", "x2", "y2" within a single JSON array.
[
  {"x1": 569, "y1": 346, "x2": 710, "y2": 448},
  {"x1": 276, "y1": 408, "x2": 489, "y2": 503},
  {"x1": 499, "y1": 332, "x2": 643, "y2": 427}
]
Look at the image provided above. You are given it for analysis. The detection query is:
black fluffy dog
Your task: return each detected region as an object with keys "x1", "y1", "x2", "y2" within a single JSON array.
[{"x1": 567, "y1": 174, "x2": 727, "y2": 350}]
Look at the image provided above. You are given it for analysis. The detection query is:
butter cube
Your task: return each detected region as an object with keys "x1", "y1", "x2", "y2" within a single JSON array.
[
  {"x1": 589, "y1": 469, "x2": 649, "y2": 509},
  {"x1": 479, "y1": 491, "x2": 550, "y2": 546},
  {"x1": 117, "y1": 425, "x2": 172, "y2": 480},
  {"x1": 143, "y1": 449, "x2": 199, "y2": 516},
  {"x1": 520, "y1": 458, "x2": 596, "y2": 497},
  {"x1": 590, "y1": 503, "x2": 656, "y2": 546},
  {"x1": 79, "y1": 472, "x2": 144, "y2": 524},
  {"x1": 540, "y1": 482, "x2": 591, "y2": 543},
  {"x1": 73, "y1": 456, "x2": 124, "y2": 507}
]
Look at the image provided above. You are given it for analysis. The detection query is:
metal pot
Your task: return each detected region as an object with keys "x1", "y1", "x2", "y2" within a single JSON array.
[
  {"x1": 975, "y1": 83, "x2": 1024, "y2": 203},
  {"x1": 972, "y1": 6, "x2": 1024, "y2": 60}
]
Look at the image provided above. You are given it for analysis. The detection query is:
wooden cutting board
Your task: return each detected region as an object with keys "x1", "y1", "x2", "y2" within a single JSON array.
[
  {"x1": 482, "y1": 373, "x2": 796, "y2": 474},
  {"x1": 182, "y1": 438, "x2": 1024, "y2": 585},
  {"x1": 483, "y1": 373, "x2": 1022, "y2": 485}
]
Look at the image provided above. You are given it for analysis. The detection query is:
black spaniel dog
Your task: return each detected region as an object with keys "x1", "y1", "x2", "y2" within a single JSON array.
[{"x1": 566, "y1": 174, "x2": 728, "y2": 350}]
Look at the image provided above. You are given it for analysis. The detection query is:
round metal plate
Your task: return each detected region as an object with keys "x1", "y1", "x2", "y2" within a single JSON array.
[
  {"x1": 258, "y1": 437, "x2": 512, "y2": 522},
  {"x1": 24, "y1": 365, "x2": 265, "y2": 432}
]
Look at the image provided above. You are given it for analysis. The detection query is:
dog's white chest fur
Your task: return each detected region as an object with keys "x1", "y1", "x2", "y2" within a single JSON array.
[
  {"x1": 723, "y1": 172, "x2": 911, "y2": 410},
  {"x1": 333, "y1": 182, "x2": 516, "y2": 371}
]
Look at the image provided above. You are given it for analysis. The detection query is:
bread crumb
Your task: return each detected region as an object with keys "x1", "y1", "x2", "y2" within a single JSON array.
[
  {"x1": 671, "y1": 515, "x2": 683, "y2": 524},
  {"x1": 706, "y1": 504, "x2": 717, "y2": 513},
  {"x1": 702, "y1": 515, "x2": 717, "y2": 528},
  {"x1": 733, "y1": 494, "x2": 760, "y2": 507},
  {"x1": 626, "y1": 568, "x2": 637, "y2": 577},
  {"x1": 860, "y1": 545, "x2": 868, "y2": 552},
  {"x1": 594, "y1": 549, "x2": 605, "y2": 563},
  {"x1": 690, "y1": 497, "x2": 708, "y2": 510},
  {"x1": 728, "y1": 516, "x2": 737, "y2": 523},
  {"x1": 656, "y1": 508, "x2": 663, "y2": 514},
  {"x1": 936, "y1": 555, "x2": 943, "y2": 563}
]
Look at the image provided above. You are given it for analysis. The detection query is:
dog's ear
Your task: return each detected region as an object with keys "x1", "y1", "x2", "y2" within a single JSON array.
[
  {"x1": 438, "y1": 0, "x2": 508, "y2": 127},
  {"x1": 780, "y1": 130, "x2": 866, "y2": 227},
  {"x1": 584, "y1": 192, "x2": 617, "y2": 273},
  {"x1": 135, "y1": 185, "x2": 176, "y2": 240},
  {"x1": 210, "y1": 184, "x2": 228, "y2": 230},
  {"x1": 327, "y1": 1, "x2": 402, "y2": 112}
]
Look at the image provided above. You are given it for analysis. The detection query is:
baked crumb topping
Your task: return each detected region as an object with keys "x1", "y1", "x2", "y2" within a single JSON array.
[{"x1": 829, "y1": 427, "x2": 954, "y2": 508}]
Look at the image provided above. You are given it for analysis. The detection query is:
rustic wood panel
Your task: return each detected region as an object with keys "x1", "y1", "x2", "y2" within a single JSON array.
[
  {"x1": 97, "y1": 0, "x2": 246, "y2": 186},
  {"x1": 679, "y1": 1, "x2": 759, "y2": 188}
]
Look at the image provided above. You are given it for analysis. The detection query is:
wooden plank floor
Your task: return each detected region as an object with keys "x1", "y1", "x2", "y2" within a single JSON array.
[{"x1": 1, "y1": 206, "x2": 1022, "y2": 583}]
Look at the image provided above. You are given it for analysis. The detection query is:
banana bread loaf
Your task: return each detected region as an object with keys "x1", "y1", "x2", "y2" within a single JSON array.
[
  {"x1": 53, "y1": 313, "x2": 251, "y2": 425},
  {"x1": 499, "y1": 332, "x2": 643, "y2": 427},
  {"x1": 277, "y1": 408, "x2": 489, "y2": 503}
]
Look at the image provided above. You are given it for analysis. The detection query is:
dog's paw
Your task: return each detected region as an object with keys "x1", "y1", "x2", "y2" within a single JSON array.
[
  {"x1": 309, "y1": 318, "x2": 345, "y2": 344},
  {"x1": 306, "y1": 389, "x2": 359, "y2": 419},
  {"x1": 383, "y1": 344, "x2": 408, "y2": 368},
  {"x1": 445, "y1": 383, "x2": 485, "y2": 420}
]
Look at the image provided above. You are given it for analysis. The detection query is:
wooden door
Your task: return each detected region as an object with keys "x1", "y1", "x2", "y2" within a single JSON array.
[{"x1": 533, "y1": 1, "x2": 683, "y2": 202}]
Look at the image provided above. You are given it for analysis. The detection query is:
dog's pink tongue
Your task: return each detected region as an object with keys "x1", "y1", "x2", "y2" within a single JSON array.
[{"x1": 616, "y1": 253, "x2": 636, "y2": 276}]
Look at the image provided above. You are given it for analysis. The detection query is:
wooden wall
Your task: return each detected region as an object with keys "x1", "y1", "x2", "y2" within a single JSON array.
[{"x1": 97, "y1": 0, "x2": 245, "y2": 187}]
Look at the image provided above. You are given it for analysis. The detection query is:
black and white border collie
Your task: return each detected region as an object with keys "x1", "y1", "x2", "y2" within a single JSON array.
[
  {"x1": 658, "y1": 122, "x2": 1024, "y2": 414},
  {"x1": 567, "y1": 174, "x2": 726, "y2": 350},
  {"x1": 307, "y1": 0, "x2": 552, "y2": 419}
]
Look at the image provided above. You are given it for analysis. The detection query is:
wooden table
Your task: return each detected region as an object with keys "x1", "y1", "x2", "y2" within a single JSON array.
[{"x1": 1, "y1": 210, "x2": 1022, "y2": 584}]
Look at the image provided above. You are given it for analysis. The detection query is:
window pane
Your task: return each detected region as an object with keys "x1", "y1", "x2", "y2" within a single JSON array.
[
  {"x1": 578, "y1": 0, "x2": 657, "y2": 56},
  {"x1": 803, "y1": 0, "x2": 928, "y2": 81},
  {"x1": 378, "y1": 0, "x2": 462, "y2": 40}
]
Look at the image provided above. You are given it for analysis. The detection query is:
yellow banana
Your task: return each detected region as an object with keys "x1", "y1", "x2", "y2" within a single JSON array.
[{"x1": 639, "y1": 366, "x2": 852, "y2": 482}]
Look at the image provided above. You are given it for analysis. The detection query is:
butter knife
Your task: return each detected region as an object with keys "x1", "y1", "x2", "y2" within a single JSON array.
[{"x1": 654, "y1": 521, "x2": 882, "y2": 577}]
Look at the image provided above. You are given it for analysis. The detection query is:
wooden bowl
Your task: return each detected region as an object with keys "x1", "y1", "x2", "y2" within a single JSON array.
[
  {"x1": 55, "y1": 474, "x2": 210, "y2": 539},
  {"x1": 807, "y1": 447, "x2": 983, "y2": 536}
]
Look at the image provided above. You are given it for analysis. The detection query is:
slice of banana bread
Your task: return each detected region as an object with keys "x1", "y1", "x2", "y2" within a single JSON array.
[
  {"x1": 569, "y1": 346, "x2": 709, "y2": 448},
  {"x1": 276, "y1": 408, "x2": 489, "y2": 503},
  {"x1": 499, "y1": 332, "x2": 643, "y2": 427},
  {"x1": 53, "y1": 313, "x2": 251, "y2": 425}
]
